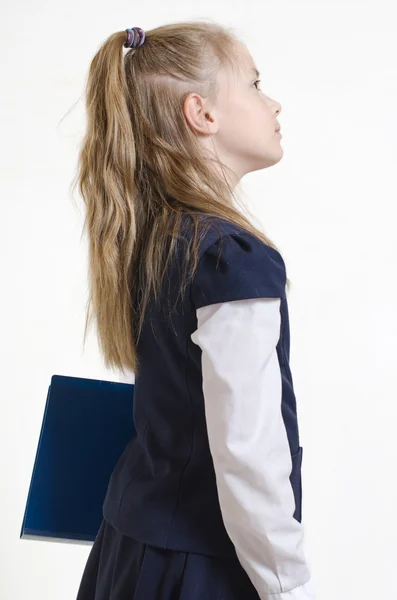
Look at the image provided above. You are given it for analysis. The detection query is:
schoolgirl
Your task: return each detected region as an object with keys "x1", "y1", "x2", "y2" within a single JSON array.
[{"x1": 74, "y1": 20, "x2": 316, "y2": 600}]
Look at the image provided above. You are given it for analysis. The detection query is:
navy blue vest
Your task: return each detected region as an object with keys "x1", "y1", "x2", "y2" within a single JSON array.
[{"x1": 103, "y1": 214, "x2": 302, "y2": 558}]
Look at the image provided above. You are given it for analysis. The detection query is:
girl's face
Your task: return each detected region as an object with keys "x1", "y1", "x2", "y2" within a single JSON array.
[{"x1": 184, "y1": 40, "x2": 283, "y2": 187}]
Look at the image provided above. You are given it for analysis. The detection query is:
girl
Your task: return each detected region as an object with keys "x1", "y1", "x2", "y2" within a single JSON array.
[{"x1": 74, "y1": 20, "x2": 316, "y2": 600}]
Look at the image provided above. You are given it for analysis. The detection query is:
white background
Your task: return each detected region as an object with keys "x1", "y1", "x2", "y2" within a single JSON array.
[{"x1": 2, "y1": 1, "x2": 396, "y2": 598}]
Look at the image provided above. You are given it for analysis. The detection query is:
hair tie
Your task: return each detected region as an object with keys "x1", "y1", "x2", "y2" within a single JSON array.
[{"x1": 124, "y1": 27, "x2": 146, "y2": 49}]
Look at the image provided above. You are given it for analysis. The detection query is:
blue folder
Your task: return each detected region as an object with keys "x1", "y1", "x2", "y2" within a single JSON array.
[{"x1": 20, "y1": 374, "x2": 135, "y2": 544}]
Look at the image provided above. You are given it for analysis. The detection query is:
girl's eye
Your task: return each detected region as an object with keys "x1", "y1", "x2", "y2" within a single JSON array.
[{"x1": 253, "y1": 79, "x2": 262, "y2": 91}]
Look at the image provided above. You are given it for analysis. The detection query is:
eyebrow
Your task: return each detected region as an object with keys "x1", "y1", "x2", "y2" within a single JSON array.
[{"x1": 251, "y1": 67, "x2": 260, "y2": 78}]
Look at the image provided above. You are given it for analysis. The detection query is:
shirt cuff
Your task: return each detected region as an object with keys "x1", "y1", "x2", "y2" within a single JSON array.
[{"x1": 259, "y1": 576, "x2": 316, "y2": 600}]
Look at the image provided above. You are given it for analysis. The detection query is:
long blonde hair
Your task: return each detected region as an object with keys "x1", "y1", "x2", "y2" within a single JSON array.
[{"x1": 70, "y1": 19, "x2": 290, "y2": 378}]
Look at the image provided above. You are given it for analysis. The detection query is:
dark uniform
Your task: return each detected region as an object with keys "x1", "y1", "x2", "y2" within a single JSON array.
[{"x1": 76, "y1": 214, "x2": 314, "y2": 599}]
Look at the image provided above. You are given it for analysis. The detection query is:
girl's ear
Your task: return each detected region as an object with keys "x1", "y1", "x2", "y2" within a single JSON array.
[{"x1": 183, "y1": 93, "x2": 217, "y2": 136}]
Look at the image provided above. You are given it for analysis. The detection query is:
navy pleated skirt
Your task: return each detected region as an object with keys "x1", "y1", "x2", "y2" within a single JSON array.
[{"x1": 76, "y1": 517, "x2": 260, "y2": 600}]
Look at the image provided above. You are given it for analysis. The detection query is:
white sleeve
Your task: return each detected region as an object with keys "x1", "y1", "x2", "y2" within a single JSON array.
[{"x1": 190, "y1": 297, "x2": 316, "y2": 600}]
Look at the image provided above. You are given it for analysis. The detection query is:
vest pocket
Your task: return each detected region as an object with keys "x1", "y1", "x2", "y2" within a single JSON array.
[{"x1": 289, "y1": 446, "x2": 303, "y2": 522}]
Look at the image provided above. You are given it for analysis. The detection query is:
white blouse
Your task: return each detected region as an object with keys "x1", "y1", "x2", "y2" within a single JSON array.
[{"x1": 190, "y1": 297, "x2": 316, "y2": 600}]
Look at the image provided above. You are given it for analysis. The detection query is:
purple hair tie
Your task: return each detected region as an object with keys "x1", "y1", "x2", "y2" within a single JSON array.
[{"x1": 124, "y1": 27, "x2": 146, "y2": 49}]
